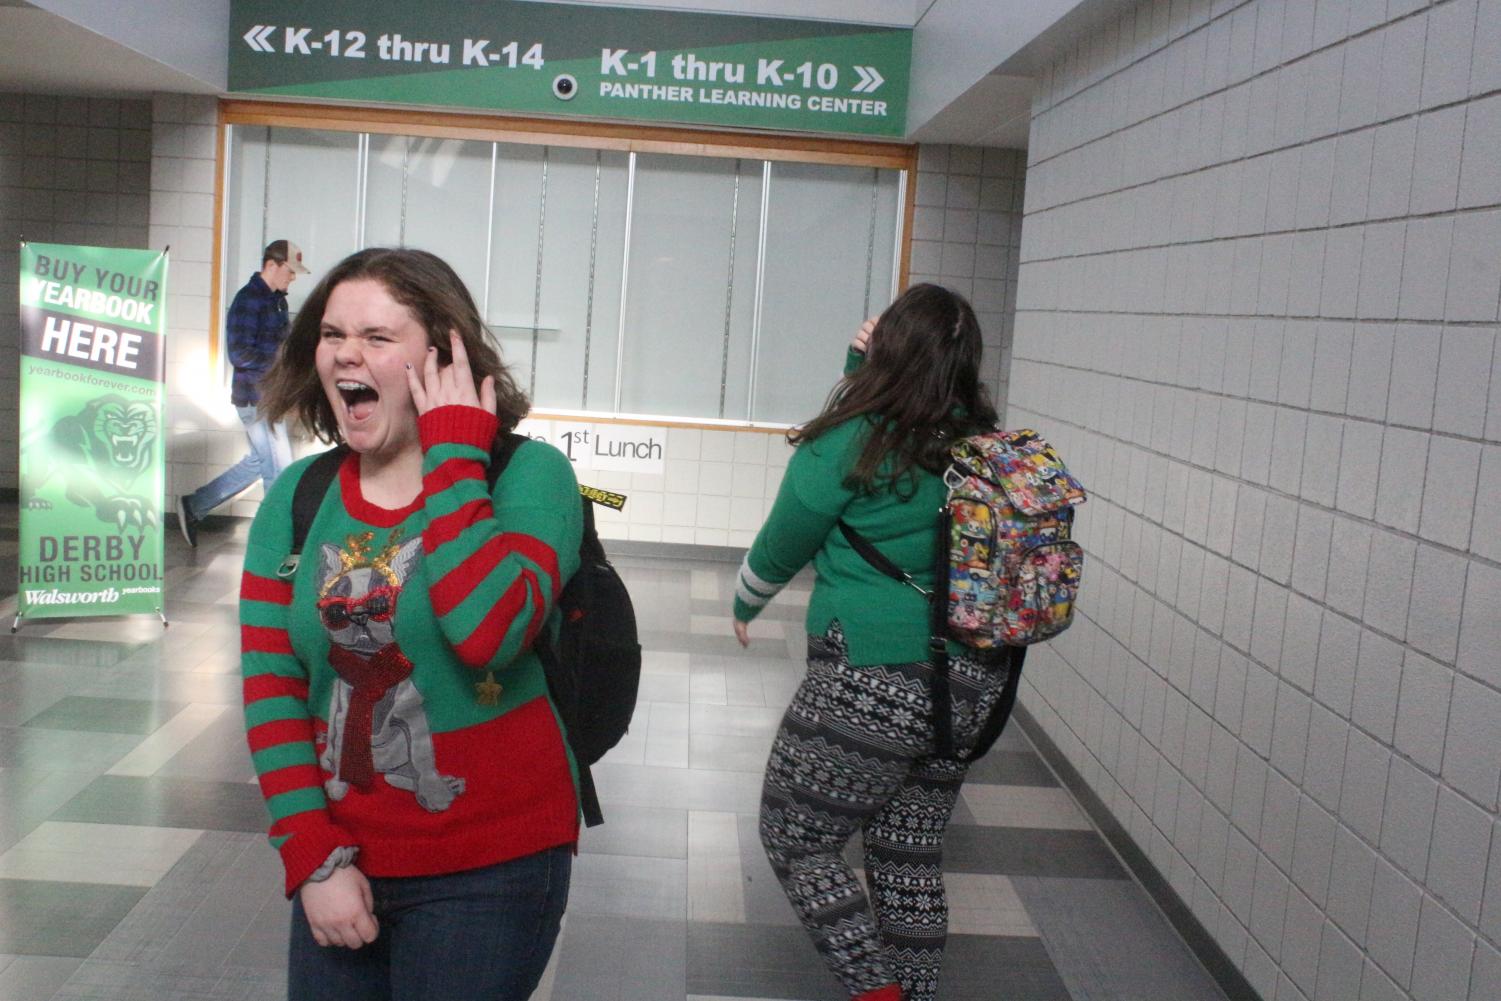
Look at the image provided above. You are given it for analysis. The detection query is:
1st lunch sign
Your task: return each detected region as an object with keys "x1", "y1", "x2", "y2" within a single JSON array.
[{"x1": 229, "y1": 0, "x2": 910, "y2": 138}]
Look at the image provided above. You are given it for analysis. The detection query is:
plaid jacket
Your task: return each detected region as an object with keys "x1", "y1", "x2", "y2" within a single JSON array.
[{"x1": 226, "y1": 272, "x2": 289, "y2": 406}]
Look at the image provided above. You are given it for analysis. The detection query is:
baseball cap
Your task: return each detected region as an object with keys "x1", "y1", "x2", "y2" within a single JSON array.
[{"x1": 263, "y1": 239, "x2": 311, "y2": 274}]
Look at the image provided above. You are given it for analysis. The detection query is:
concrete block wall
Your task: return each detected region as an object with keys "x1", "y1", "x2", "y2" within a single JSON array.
[
  {"x1": 1012, "y1": 2, "x2": 1500, "y2": 1000},
  {"x1": 149, "y1": 93, "x2": 266, "y2": 518},
  {"x1": 912, "y1": 143, "x2": 1026, "y2": 414},
  {"x1": 0, "y1": 91, "x2": 152, "y2": 488}
]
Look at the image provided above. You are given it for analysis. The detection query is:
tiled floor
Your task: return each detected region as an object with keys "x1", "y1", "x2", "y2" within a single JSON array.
[{"x1": 0, "y1": 506, "x2": 1228, "y2": 1001}]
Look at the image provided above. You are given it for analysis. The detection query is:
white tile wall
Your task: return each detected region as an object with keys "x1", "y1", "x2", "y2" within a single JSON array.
[
  {"x1": 913, "y1": 143, "x2": 1026, "y2": 416},
  {"x1": 1015, "y1": 2, "x2": 1500, "y2": 1000},
  {"x1": 146, "y1": 93, "x2": 263, "y2": 516},
  {"x1": 0, "y1": 92, "x2": 153, "y2": 488}
]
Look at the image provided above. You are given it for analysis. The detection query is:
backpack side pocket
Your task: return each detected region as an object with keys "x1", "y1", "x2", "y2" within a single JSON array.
[
  {"x1": 946, "y1": 480, "x2": 1005, "y2": 648},
  {"x1": 1004, "y1": 539, "x2": 1084, "y2": 644}
]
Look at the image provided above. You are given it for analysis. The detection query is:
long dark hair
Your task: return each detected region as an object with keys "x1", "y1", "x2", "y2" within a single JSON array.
[
  {"x1": 791, "y1": 283, "x2": 998, "y2": 494},
  {"x1": 259, "y1": 247, "x2": 529, "y2": 442}
]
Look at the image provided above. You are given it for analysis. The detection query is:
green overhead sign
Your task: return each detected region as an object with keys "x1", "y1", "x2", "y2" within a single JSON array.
[{"x1": 228, "y1": 0, "x2": 910, "y2": 138}]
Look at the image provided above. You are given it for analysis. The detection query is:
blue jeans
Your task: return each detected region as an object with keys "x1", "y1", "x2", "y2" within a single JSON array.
[
  {"x1": 288, "y1": 845, "x2": 572, "y2": 1001},
  {"x1": 185, "y1": 405, "x2": 291, "y2": 519}
]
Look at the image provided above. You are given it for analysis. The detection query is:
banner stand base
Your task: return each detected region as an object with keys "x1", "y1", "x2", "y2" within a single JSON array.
[{"x1": 11, "y1": 608, "x2": 170, "y2": 633}]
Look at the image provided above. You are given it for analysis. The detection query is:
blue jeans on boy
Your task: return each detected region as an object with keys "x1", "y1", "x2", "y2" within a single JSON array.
[
  {"x1": 184, "y1": 405, "x2": 291, "y2": 520},
  {"x1": 287, "y1": 845, "x2": 572, "y2": 1001}
]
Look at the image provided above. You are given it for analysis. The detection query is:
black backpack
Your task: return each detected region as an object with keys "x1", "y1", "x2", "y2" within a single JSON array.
[{"x1": 285, "y1": 432, "x2": 641, "y2": 828}]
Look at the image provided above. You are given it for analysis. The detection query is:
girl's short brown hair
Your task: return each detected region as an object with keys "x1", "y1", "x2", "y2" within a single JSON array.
[{"x1": 258, "y1": 247, "x2": 529, "y2": 442}]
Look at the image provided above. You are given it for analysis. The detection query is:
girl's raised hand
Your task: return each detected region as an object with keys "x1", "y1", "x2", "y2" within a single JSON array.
[
  {"x1": 850, "y1": 317, "x2": 876, "y2": 354},
  {"x1": 407, "y1": 331, "x2": 496, "y2": 415}
]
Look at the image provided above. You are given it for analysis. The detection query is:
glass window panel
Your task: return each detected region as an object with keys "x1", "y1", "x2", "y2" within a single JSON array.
[
  {"x1": 221, "y1": 121, "x2": 906, "y2": 427},
  {"x1": 259, "y1": 128, "x2": 361, "y2": 314},
  {"x1": 753, "y1": 162, "x2": 901, "y2": 424},
  {"x1": 486, "y1": 143, "x2": 546, "y2": 394},
  {"x1": 619, "y1": 153, "x2": 762, "y2": 419},
  {"x1": 530, "y1": 147, "x2": 629, "y2": 412},
  {"x1": 364, "y1": 135, "x2": 493, "y2": 304},
  {"x1": 224, "y1": 124, "x2": 269, "y2": 297}
]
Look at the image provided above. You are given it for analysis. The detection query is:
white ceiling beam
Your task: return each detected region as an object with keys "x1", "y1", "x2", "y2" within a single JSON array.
[{"x1": 907, "y1": 0, "x2": 1084, "y2": 137}]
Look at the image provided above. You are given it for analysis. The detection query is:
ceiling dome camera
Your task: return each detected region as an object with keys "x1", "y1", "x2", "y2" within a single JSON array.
[{"x1": 552, "y1": 74, "x2": 578, "y2": 100}]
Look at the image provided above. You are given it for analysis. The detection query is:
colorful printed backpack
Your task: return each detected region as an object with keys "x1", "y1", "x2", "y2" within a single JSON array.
[
  {"x1": 944, "y1": 429, "x2": 1087, "y2": 647},
  {"x1": 839, "y1": 428, "x2": 1086, "y2": 759}
]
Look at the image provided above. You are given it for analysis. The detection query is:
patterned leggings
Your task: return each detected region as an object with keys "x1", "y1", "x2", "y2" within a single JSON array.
[{"x1": 759, "y1": 622, "x2": 1012, "y2": 1001}]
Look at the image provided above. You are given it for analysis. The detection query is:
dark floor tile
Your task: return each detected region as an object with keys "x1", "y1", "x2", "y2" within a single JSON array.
[
  {"x1": 578, "y1": 803, "x2": 689, "y2": 860},
  {"x1": 943, "y1": 826, "x2": 1127, "y2": 879},
  {"x1": 992, "y1": 723, "x2": 1033, "y2": 753},
  {"x1": 689, "y1": 732, "x2": 775, "y2": 773},
  {"x1": 87, "y1": 832, "x2": 278, "y2": 967},
  {"x1": 225, "y1": 897, "x2": 294, "y2": 971},
  {"x1": 568, "y1": 852, "x2": 687, "y2": 921},
  {"x1": 549, "y1": 914, "x2": 686, "y2": 1001},
  {"x1": 0, "y1": 955, "x2": 85, "y2": 1001},
  {"x1": 0, "y1": 879, "x2": 145, "y2": 957},
  {"x1": 0, "y1": 766, "x2": 99, "y2": 853},
  {"x1": 0, "y1": 635, "x2": 141, "y2": 669},
  {"x1": 686, "y1": 922, "x2": 844, "y2": 1000},
  {"x1": 591, "y1": 761, "x2": 764, "y2": 814},
  {"x1": 1013, "y1": 876, "x2": 1229, "y2": 1001},
  {"x1": 50, "y1": 775, "x2": 270, "y2": 833},
  {"x1": 0, "y1": 726, "x2": 140, "y2": 771},
  {"x1": 735, "y1": 814, "x2": 804, "y2": 928},
  {"x1": 942, "y1": 934, "x2": 1074, "y2": 1000},
  {"x1": 688, "y1": 922, "x2": 1073, "y2": 1001},
  {"x1": 152, "y1": 712, "x2": 255, "y2": 782},
  {"x1": 23, "y1": 695, "x2": 188, "y2": 734},
  {"x1": 91, "y1": 667, "x2": 241, "y2": 707},
  {"x1": 964, "y1": 749, "x2": 1060, "y2": 787},
  {"x1": 0, "y1": 663, "x2": 79, "y2": 727}
]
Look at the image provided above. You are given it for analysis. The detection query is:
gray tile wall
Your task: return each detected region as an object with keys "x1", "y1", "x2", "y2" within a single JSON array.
[
  {"x1": 1011, "y1": 2, "x2": 1500, "y2": 1000},
  {"x1": 0, "y1": 92, "x2": 153, "y2": 488},
  {"x1": 912, "y1": 143, "x2": 1025, "y2": 415},
  {"x1": 149, "y1": 94, "x2": 258, "y2": 517}
]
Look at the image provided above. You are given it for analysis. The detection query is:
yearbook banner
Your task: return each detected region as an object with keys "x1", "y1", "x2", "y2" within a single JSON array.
[
  {"x1": 229, "y1": 0, "x2": 910, "y2": 137},
  {"x1": 16, "y1": 242, "x2": 169, "y2": 620}
]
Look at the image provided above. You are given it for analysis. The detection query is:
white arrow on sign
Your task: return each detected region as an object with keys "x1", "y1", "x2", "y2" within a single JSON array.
[
  {"x1": 852, "y1": 66, "x2": 885, "y2": 93},
  {"x1": 243, "y1": 25, "x2": 276, "y2": 53}
]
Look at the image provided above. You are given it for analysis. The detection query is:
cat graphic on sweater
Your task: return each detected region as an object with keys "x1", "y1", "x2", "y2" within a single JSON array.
[{"x1": 315, "y1": 530, "x2": 465, "y2": 811}]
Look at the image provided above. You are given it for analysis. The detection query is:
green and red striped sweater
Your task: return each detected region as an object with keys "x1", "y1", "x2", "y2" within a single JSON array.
[{"x1": 239, "y1": 405, "x2": 583, "y2": 896}]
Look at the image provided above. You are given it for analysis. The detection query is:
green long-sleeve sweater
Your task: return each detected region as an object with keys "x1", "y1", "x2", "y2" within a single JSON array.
[
  {"x1": 733, "y1": 350, "x2": 950, "y2": 665},
  {"x1": 239, "y1": 405, "x2": 583, "y2": 895}
]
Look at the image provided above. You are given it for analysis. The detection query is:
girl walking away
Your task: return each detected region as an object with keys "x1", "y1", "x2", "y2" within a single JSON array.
[
  {"x1": 241, "y1": 248, "x2": 582, "y2": 1000},
  {"x1": 733, "y1": 285, "x2": 1009, "y2": 1001}
]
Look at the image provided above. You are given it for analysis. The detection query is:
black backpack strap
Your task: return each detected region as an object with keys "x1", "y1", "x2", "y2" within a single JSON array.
[
  {"x1": 965, "y1": 646, "x2": 1025, "y2": 761},
  {"x1": 279, "y1": 445, "x2": 349, "y2": 578},
  {"x1": 576, "y1": 760, "x2": 603, "y2": 828},
  {"x1": 838, "y1": 521, "x2": 932, "y2": 598},
  {"x1": 487, "y1": 431, "x2": 527, "y2": 490},
  {"x1": 927, "y1": 509, "x2": 955, "y2": 758},
  {"x1": 840, "y1": 516, "x2": 957, "y2": 758}
]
